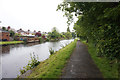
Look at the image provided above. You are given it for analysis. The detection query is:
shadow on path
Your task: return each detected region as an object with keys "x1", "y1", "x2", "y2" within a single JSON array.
[{"x1": 61, "y1": 41, "x2": 103, "y2": 78}]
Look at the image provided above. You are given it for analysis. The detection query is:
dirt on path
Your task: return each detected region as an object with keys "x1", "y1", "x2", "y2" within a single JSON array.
[{"x1": 61, "y1": 40, "x2": 103, "y2": 78}]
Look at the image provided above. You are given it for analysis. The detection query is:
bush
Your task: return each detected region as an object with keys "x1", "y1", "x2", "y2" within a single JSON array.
[
  {"x1": 20, "y1": 68, "x2": 26, "y2": 74},
  {"x1": 46, "y1": 38, "x2": 49, "y2": 42},
  {"x1": 28, "y1": 53, "x2": 40, "y2": 68},
  {"x1": 49, "y1": 48, "x2": 54, "y2": 55},
  {"x1": 20, "y1": 53, "x2": 40, "y2": 74}
]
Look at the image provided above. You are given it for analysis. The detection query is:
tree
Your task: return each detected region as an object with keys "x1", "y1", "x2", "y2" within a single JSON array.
[
  {"x1": 72, "y1": 32, "x2": 76, "y2": 38},
  {"x1": 57, "y1": 2, "x2": 120, "y2": 60},
  {"x1": 67, "y1": 27, "x2": 70, "y2": 32},
  {"x1": 20, "y1": 28, "x2": 22, "y2": 30},
  {"x1": 48, "y1": 27, "x2": 60, "y2": 40},
  {"x1": 28, "y1": 29, "x2": 30, "y2": 34},
  {"x1": 9, "y1": 30, "x2": 15, "y2": 37},
  {"x1": 65, "y1": 32, "x2": 72, "y2": 39},
  {"x1": 60, "y1": 34, "x2": 66, "y2": 39},
  {"x1": 2, "y1": 27, "x2": 6, "y2": 31},
  {"x1": 7, "y1": 26, "x2": 11, "y2": 30},
  {"x1": 35, "y1": 31, "x2": 41, "y2": 37}
]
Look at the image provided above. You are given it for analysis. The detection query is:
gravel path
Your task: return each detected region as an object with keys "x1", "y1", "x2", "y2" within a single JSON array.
[{"x1": 61, "y1": 40, "x2": 103, "y2": 78}]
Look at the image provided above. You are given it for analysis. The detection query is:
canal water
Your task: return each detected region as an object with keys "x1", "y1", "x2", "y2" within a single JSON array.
[{"x1": 1, "y1": 39, "x2": 74, "y2": 78}]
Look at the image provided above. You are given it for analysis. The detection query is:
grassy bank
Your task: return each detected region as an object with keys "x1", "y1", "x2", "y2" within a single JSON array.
[
  {"x1": 81, "y1": 40, "x2": 118, "y2": 78},
  {"x1": 26, "y1": 39, "x2": 77, "y2": 78},
  {"x1": 0, "y1": 41, "x2": 23, "y2": 45}
]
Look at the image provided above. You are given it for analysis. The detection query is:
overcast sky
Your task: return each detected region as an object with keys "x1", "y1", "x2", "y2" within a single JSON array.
[{"x1": 0, "y1": 0, "x2": 76, "y2": 32}]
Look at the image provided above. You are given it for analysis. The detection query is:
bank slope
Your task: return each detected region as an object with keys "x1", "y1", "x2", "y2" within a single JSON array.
[{"x1": 27, "y1": 39, "x2": 77, "y2": 78}]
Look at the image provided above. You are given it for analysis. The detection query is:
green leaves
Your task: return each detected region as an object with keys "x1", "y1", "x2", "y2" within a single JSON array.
[
  {"x1": 19, "y1": 53, "x2": 40, "y2": 75},
  {"x1": 49, "y1": 48, "x2": 54, "y2": 55},
  {"x1": 57, "y1": 2, "x2": 120, "y2": 60}
]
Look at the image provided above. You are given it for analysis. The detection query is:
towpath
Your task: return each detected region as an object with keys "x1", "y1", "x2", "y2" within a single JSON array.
[{"x1": 61, "y1": 40, "x2": 103, "y2": 78}]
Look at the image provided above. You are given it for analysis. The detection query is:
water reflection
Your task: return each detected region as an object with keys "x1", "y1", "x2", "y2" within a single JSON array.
[
  {"x1": 1, "y1": 42, "x2": 41, "y2": 55},
  {"x1": 23, "y1": 42, "x2": 40, "y2": 47},
  {"x1": 1, "y1": 45, "x2": 10, "y2": 54},
  {"x1": 2, "y1": 39, "x2": 74, "y2": 78}
]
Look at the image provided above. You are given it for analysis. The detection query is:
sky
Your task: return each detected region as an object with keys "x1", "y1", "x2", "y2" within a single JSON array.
[{"x1": 0, "y1": 0, "x2": 76, "y2": 32}]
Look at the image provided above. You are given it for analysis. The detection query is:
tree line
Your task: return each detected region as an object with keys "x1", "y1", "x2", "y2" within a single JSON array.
[
  {"x1": 1, "y1": 26, "x2": 76, "y2": 42},
  {"x1": 57, "y1": 2, "x2": 120, "y2": 60},
  {"x1": 47, "y1": 27, "x2": 76, "y2": 41}
]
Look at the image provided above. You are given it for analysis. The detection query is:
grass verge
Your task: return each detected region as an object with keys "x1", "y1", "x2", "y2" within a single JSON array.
[
  {"x1": 0, "y1": 41, "x2": 23, "y2": 45},
  {"x1": 26, "y1": 39, "x2": 77, "y2": 78},
  {"x1": 81, "y1": 40, "x2": 118, "y2": 78}
]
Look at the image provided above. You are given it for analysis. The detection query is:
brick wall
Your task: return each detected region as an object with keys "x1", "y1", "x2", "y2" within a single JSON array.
[{"x1": 0, "y1": 32, "x2": 10, "y2": 41}]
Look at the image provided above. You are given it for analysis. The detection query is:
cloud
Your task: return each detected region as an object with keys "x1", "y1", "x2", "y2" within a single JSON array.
[{"x1": 0, "y1": 0, "x2": 75, "y2": 32}]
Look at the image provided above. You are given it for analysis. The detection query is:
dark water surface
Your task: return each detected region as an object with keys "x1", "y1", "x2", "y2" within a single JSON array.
[{"x1": 1, "y1": 39, "x2": 74, "y2": 78}]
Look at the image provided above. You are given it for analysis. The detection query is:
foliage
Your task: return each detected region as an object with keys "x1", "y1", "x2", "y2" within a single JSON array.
[
  {"x1": 67, "y1": 26, "x2": 70, "y2": 32},
  {"x1": 81, "y1": 40, "x2": 118, "y2": 78},
  {"x1": 20, "y1": 53, "x2": 40, "y2": 74},
  {"x1": 39, "y1": 37, "x2": 42, "y2": 43},
  {"x1": 48, "y1": 27, "x2": 73, "y2": 41},
  {"x1": 49, "y1": 48, "x2": 54, "y2": 55},
  {"x1": 9, "y1": 30, "x2": 15, "y2": 37},
  {"x1": 65, "y1": 32, "x2": 72, "y2": 39},
  {"x1": 51, "y1": 27, "x2": 60, "y2": 39},
  {"x1": 28, "y1": 53, "x2": 40, "y2": 68},
  {"x1": 57, "y1": 2, "x2": 120, "y2": 60},
  {"x1": 71, "y1": 32, "x2": 76, "y2": 38},
  {"x1": 46, "y1": 38, "x2": 49, "y2": 41},
  {"x1": 35, "y1": 32, "x2": 41, "y2": 37},
  {"x1": 48, "y1": 27, "x2": 60, "y2": 41},
  {"x1": 2, "y1": 27, "x2": 6, "y2": 31},
  {"x1": 27, "y1": 39, "x2": 77, "y2": 78},
  {"x1": 60, "y1": 34, "x2": 66, "y2": 39}
]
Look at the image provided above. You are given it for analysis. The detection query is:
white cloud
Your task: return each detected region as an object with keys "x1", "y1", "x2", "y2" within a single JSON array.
[{"x1": 0, "y1": 0, "x2": 75, "y2": 32}]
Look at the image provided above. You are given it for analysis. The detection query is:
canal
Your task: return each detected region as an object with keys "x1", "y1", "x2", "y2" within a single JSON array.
[{"x1": 1, "y1": 39, "x2": 74, "y2": 78}]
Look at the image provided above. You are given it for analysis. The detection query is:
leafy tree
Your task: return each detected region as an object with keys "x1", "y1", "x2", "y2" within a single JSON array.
[
  {"x1": 65, "y1": 32, "x2": 72, "y2": 39},
  {"x1": 48, "y1": 27, "x2": 60, "y2": 40},
  {"x1": 57, "y1": 2, "x2": 120, "y2": 60},
  {"x1": 2, "y1": 27, "x2": 6, "y2": 31},
  {"x1": 60, "y1": 33, "x2": 66, "y2": 39},
  {"x1": 35, "y1": 32, "x2": 41, "y2": 37},
  {"x1": 19, "y1": 28, "x2": 22, "y2": 30},
  {"x1": 67, "y1": 27, "x2": 70, "y2": 32},
  {"x1": 28, "y1": 29, "x2": 30, "y2": 34},
  {"x1": 7, "y1": 26, "x2": 11, "y2": 30},
  {"x1": 9, "y1": 30, "x2": 15, "y2": 37},
  {"x1": 72, "y1": 32, "x2": 76, "y2": 38}
]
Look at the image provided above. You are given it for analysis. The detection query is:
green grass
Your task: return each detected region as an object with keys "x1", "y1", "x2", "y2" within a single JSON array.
[
  {"x1": 0, "y1": 41, "x2": 24, "y2": 45},
  {"x1": 27, "y1": 39, "x2": 77, "y2": 78},
  {"x1": 81, "y1": 40, "x2": 118, "y2": 78}
]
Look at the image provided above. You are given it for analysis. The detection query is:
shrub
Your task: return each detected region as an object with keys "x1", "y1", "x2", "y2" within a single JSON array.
[
  {"x1": 20, "y1": 53, "x2": 40, "y2": 74},
  {"x1": 46, "y1": 38, "x2": 49, "y2": 41},
  {"x1": 20, "y1": 68, "x2": 26, "y2": 74},
  {"x1": 49, "y1": 48, "x2": 54, "y2": 55}
]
